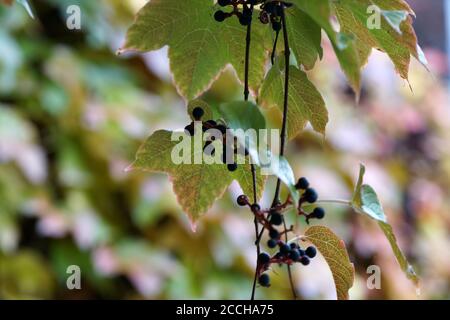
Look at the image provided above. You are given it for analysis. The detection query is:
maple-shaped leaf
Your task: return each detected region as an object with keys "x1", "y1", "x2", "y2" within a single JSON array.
[
  {"x1": 274, "y1": 5, "x2": 323, "y2": 71},
  {"x1": 127, "y1": 100, "x2": 267, "y2": 228},
  {"x1": 333, "y1": 0, "x2": 427, "y2": 81},
  {"x1": 258, "y1": 56, "x2": 328, "y2": 139},
  {"x1": 128, "y1": 129, "x2": 265, "y2": 229},
  {"x1": 291, "y1": 0, "x2": 426, "y2": 93},
  {"x1": 120, "y1": 0, "x2": 271, "y2": 100}
]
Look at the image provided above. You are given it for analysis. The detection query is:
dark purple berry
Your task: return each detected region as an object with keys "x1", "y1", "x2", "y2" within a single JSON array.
[
  {"x1": 259, "y1": 11, "x2": 269, "y2": 24},
  {"x1": 218, "y1": 0, "x2": 231, "y2": 6},
  {"x1": 304, "y1": 188, "x2": 318, "y2": 203},
  {"x1": 300, "y1": 256, "x2": 310, "y2": 266},
  {"x1": 237, "y1": 195, "x2": 249, "y2": 206},
  {"x1": 258, "y1": 273, "x2": 270, "y2": 287},
  {"x1": 279, "y1": 243, "x2": 290, "y2": 255},
  {"x1": 250, "y1": 203, "x2": 261, "y2": 212},
  {"x1": 214, "y1": 10, "x2": 226, "y2": 22},
  {"x1": 267, "y1": 239, "x2": 277, "y2": 249},
  {"x1": 289, "y1": 243, "x2": 298, "y2": 249},
  {"x1": 269, "y1": 212, "x2": 283, "y2": 226},
  {"x1": 269, "y1": 228, "x2": 279, "y2": 239},
  {"x1": 305, "y1": 246, "x2": 317, "y2": 259},
  {"x1": 312, "y1": 207, "x2": 325, "y2": 219},
  {"x1": 295, "y1": 177, "x2": 309, "y2": 190},
  {"x1": 227, "y1": 163, "x2": 238, "y2": 172},
  {"x1": 289, "y1": 249, "x2": 300, "y2": 261},
  {"x1": 258, "y1": 252, "x2": 271, "y2": 265},
  {"x1": 273, "y1": 252, "x2": 283, "y2": 259},
  {"x1": 192, "y1": 107, "x2": 204, "y2": 120}
]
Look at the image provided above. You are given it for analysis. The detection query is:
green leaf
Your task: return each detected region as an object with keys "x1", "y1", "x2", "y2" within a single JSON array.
[
  {"x1": 268, "y1": 155, "x2": 299, "y2": 204},
  {"x1": 258, "y1": 56, "x2": 328, "y2": 138},
  {"x1": 351, "y1": 164, "x2": 386, "y2": 222},
  {"x1": 356, "y1": 185, "x2": 387, "y2": 222},
  {"x1": 129, "y1": 129, "x2": 265, "y2": 228},
  {"x1": 378, "y1": 221, "x2": 420, "y2": 288},
  {"x1": 302, "y1": 226, "x2": 354, "y2": 300},
  {"x1": 291, "y1": 0, "x2": 426, "y2": 92},
  {"x1": 217, "y1": 101, "x2": 299, "y2": 203},
  {"x1": 333, "y1": 0, "x2": 427, "y2": 81},
  {"x1": 120, "y1": 0, "x2": 270, "y2": 100},
  {"x1": 292, "y1": 0, "x2": 362, "y2": 94},
  {"x1": 218, "y1": 101, "x2": 266, "y2": 133},
  {"x1": 351, "y1": 164, "x2": 419, "y2": 288},
  {"x1": 285, "y1": 6, "x2": 323, "y2": 70}
]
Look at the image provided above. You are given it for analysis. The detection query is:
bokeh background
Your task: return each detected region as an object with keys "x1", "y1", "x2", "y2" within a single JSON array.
[{"x1": 0, "y1": 0, "x2": 449, "y2": 300}]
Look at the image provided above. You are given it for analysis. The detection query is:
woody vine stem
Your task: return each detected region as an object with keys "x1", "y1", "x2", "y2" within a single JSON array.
[
  {"x1": 215, "y1": 0, "x2": 321, "y2": 301},
  {"x1": 241, "y1": 2, "x2": 295, "y2": 300}
]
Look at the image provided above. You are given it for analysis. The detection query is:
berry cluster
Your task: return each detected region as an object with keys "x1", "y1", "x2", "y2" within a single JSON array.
[
  {"x1": 257, "y1": 242, "x2": 317, "y2": 287},
  {"x1": 236, "y1": 176, "x2": 325, "y2": 289},
  {"x1": 295, "y1": 177, "x2": 326, "y2": 223},
  {"x1": 184, "y1": 106, "x2": 249, "y2": 172},
  {"x1": 258, "y1": 1, "x2": 292, "y2": 31},
  {"x1": 214, "y1": 1, "x2": 293, "y2": 30},
  {"x1": 214, "y1": 0, "x2": 264, "y2": 26}
]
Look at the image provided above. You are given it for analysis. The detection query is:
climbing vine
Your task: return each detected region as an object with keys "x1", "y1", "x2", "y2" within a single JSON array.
[{"x1": 121, "y1": 0, "x2": 424, "y2": 299}]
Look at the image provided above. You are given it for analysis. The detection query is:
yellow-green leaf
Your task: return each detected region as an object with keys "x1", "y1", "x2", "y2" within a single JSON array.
[
  {"x1": 285, "y1": 6, "x2": 323, "y2": 70},
  {"x1": 302, "y1": 226, "x2": 355, "y2": 300},
  {"x1": 333, "y1": 0, "x2": 427, "y2": 81},
  {"x1": 258, "y1": 56, "x2": 328, "y2": 138},
  {"x1": 129, "y1": 129, "x2": 265, "y2": 228},
  {"x1": 120, "y1": 0, "x2": 271, "y2": 100},
  {"x1": 292, "y1": 0, "x2": 362, "y2": 94}
]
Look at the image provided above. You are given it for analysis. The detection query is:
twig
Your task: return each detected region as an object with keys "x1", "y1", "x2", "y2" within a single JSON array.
[
  {"x1": 271, "y1": 5, "x2": 290, "y2": 207},
  {"x1": 271, "y1": 29, "x2": 280, "y2": 65}
]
